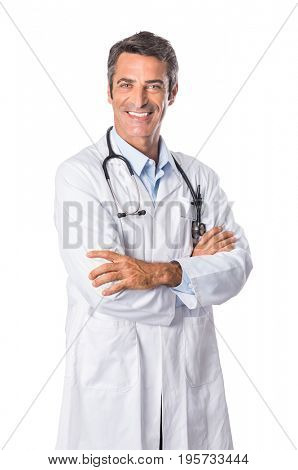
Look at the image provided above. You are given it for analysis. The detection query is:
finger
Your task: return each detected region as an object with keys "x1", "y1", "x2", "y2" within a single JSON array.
[
  {"x1": 213, "y1": 231, "x2": 235, "y2": 243},
  {"x1": 102, "y1": 281, "x2": 127, "y2": 296},
  {"x1": 217, "y1": 243, "x2": 235, "y2": 253},
  {"x1": 92, "y1": 272, "x2": 123, "y2": 288},
  {"x1": 89, "y1": 263, "x2": 118, "y2": 280},
  {"x1": 198, "y1": 226, "x2": 223, "y2": 244},
  {"x1": 216, "y1": 236, "x2": 237, "y2": 249},
  {"x1": 86, "y1": 250, "x2": 121, "y2": 261}
]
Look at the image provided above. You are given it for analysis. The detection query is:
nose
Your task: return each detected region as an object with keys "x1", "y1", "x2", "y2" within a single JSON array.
[{"x1": 131, "y1": 85, "x2": 148, "y2": 109}]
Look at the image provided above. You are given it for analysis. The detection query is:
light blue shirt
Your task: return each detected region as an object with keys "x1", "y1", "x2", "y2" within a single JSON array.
[{"x1": 111, "y1": 126, "x2": 195, "y2": 308}]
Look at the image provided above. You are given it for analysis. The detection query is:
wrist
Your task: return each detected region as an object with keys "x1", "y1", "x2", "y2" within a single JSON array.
[
  {"x1": 150, "y1": 261, "x2": 182, "y2": 287},
  {"x1": 164, "y1": 261, "x2": 183, "y2": 287}
]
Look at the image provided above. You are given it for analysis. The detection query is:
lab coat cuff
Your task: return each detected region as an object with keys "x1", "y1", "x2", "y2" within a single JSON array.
[
  {"x1": 169, "y1": 260, "x2": 198, "y2": 310},
  {"x1": 170, "y1": 256, "x2": 208, "y2": 309},
  {"x1": 171, "y1": 264, "x2": 194, "y2": 293}
]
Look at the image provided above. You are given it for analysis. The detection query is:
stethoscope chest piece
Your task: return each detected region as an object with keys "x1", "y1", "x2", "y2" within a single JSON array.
[{"x1": 192, "y1": 221, "x2": 206, "y2": 244}]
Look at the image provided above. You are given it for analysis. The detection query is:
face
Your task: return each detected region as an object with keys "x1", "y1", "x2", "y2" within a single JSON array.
[{"x1": 107, "y1": 52, "x2": 178, "y2": 140}]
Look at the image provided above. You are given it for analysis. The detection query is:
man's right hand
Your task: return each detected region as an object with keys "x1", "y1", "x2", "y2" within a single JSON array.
[{"x1": 192, "y1": 226, "x2": 237, "y2": 256}]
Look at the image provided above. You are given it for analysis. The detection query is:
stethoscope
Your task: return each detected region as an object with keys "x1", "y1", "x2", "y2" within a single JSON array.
[{"x1": 102, "y1": 126, "x2": 206, "y2": 243}]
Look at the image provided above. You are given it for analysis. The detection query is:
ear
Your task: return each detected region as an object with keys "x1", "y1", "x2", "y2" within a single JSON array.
[
  {"x1": 168, "y1": 82, "x2": 178, "y2": 106},
  {"x1": 107, "y1": 83, "x2": 112, "y2": 104}
]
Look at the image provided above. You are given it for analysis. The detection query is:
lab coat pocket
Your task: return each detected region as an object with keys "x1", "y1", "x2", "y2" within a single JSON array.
[
  {"x1": 183, "y1": 314, "x2": 221, "y2": 387},
  {"x1": 76, "y1": 313, "x2": 139, "y2": 392},
  {"x1": 178, "y1": 215, "x2": 194, "y2": 257},
  {"x1": 169, "y1": 196, "x2": 195, "y2": 256},
  {"x1": 178, "y1": 196, "x2": 196, "y2": 220}
]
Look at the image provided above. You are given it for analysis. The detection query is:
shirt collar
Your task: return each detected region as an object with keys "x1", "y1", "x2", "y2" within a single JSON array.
[{"x1": 110, "y1": 126, "x2": 179, "y2": 177}]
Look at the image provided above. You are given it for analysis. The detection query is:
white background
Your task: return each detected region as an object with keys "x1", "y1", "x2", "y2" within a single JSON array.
[{"x1": 0, "y1": 0, "x2": 297, "y2": 467}]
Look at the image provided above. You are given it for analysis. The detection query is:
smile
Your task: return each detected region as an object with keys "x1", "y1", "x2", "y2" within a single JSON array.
[
  {"x1": 126, "y1": 111, "x2": 153, "y2": 121},
  {"x1": 127, "y1": 111, "x2": 152, "y2": 116}
]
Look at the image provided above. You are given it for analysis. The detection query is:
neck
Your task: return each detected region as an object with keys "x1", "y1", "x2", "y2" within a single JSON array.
[{"x1": 114, "y1": 124, "x2": 160, "y2": 163}]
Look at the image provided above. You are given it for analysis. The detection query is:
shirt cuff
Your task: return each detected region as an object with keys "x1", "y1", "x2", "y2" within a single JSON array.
[{"x1": 169, "y1": 260, "x2": 198, "y2": 309}]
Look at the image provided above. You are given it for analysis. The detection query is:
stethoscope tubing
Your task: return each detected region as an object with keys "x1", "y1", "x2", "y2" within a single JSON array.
[
  {"x1": 103, "y1": 127, "x2": 205, "y2": 239},
  {"x1": 103, "y1": 127, "x2": 144, "y2": 216}
]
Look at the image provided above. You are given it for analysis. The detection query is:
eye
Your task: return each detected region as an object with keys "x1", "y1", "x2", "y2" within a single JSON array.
[
  {"x1": 147, "y1": 84, "x2": 161, "y2": 89},
  {"x1": 119, "y1": 83, "x2": 132, "y2": 88}
]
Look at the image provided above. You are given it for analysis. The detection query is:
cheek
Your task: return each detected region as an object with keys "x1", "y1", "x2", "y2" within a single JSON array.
[
  {"x1": 156, "y1": 98, "x2": 166, "y2": 112},
  {"x1": 112, "y1": 95, "x2": 125, "y2": 108},
  {"x1": 115, "y1": 103, "x2": 126, "y2": 116},
  {"x1": 157, "y1": 102, "x2": 166, "y2": 118}
]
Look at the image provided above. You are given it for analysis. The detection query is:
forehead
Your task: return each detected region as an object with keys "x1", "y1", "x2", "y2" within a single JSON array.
[{"x1": 114, "y1": 52, "x2": 168, "y2": 80}]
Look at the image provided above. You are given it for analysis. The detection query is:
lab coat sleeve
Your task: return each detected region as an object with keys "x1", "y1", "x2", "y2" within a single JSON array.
[
  {"x1": 170, "y1": 266, "x2": 197, "y2": 309},
  {"x1": 54, "y1": 160, "x2": 176, "y2": 326},
  {"x1": 171, "y1": 168, "x2": 253, "y2": 309}
]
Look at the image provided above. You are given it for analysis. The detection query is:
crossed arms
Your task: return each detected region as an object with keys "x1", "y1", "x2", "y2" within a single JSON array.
[{"x1": 54, "y1": 160, "x2": 253, "y2": 326}]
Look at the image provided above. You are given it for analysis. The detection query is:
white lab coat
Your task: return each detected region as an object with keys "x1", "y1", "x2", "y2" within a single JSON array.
[{"x1": 54, "y1": 130, "x2": 253, "y2": 450}]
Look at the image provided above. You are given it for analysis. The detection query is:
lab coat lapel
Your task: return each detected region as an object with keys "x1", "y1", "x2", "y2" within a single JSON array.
[
  {"x1": 155, "y1": 163, "x2": 183, "y2": 207},
  {"x1": 154, "y1": 140, "x2": 183, "y2": 209}
]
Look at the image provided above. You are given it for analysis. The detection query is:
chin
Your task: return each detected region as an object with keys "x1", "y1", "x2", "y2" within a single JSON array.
[{"x1": 122, "y1": 125, "x2": 153, "y2": 138}]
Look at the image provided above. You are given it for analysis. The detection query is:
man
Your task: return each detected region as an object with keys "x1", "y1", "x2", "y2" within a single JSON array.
[{"x1": 54, "y1": 31, "x2": 253, "y2": 450}]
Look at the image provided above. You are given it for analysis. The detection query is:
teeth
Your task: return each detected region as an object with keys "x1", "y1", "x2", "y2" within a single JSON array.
[{"x1": 128, "y1": 112, "x2": 150, "y2": 117}]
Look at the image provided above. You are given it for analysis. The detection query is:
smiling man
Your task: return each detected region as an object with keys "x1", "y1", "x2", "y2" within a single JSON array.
[
  {"x1": 107, "y1": 51, "x2": 173, "y2": 163},
  {"x1": 54, "y1": 31, "x2": 253, "y2": 450}
]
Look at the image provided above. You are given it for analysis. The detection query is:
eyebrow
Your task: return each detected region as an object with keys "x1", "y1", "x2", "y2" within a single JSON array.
[{"x1": 116, "y1": 78, "x2": 165, "y2": 85}]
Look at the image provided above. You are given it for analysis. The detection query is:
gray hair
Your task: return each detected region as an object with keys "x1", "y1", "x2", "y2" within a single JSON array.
[{"x1": 107, "y1": 31, "x2": 179, "y2": 99}]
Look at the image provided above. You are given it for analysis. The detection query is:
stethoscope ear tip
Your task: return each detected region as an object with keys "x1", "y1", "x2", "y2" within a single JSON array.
[{"x1": 117, "y1": 210, "x2": 146, "y2": 218}]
